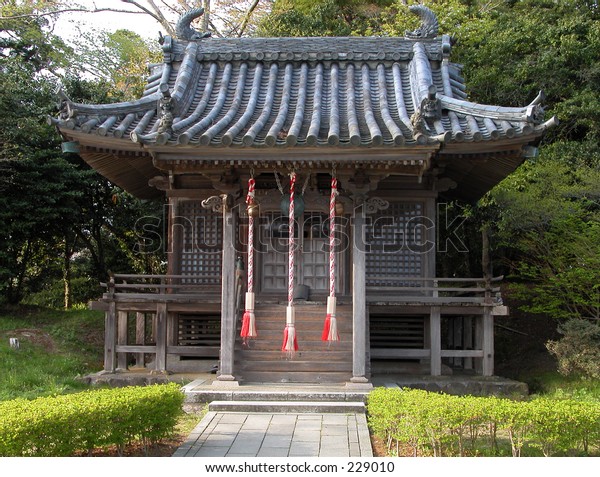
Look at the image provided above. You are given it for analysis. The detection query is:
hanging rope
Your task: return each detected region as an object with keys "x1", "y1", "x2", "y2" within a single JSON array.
[
  {"x1": 282, "y1": 171, "x2": 298, "y2": 356},
  {"x1": 322, "y1": 172, "x2": 340, "y2": 343},
  {"x1": 240, "y1": 175, "x2": 257, "y2": 345},
  {"x1": 275, "y1": 171, "x2": 310, "y2": 196}
]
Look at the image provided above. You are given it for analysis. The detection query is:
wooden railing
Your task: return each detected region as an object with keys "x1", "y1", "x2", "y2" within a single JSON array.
[
  {"x1": 366, "y1": 276, "x2": 503, "y2": 305},
  {"x1": 102, "y1": 274, "x2": 219, "y2": 295}
]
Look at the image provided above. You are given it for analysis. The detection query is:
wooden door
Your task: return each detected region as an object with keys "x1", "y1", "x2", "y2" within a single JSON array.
[{"x1": 260, "y1": 212, "x2": 332, "y2": 295}]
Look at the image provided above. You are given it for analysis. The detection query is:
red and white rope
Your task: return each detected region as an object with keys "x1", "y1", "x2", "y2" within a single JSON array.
[
  {"x1": 329, "y1": 176, "x2": 337, "y2": 298},
  {"x1": 323, "y1": 173, "x2": 340, "y2": 343},
  {"x1": 246, "y1": 178, "x2": 255, "y2": 294},
  {"x1": 288, "y1": 172, "x2": 296, "y2": 307},
  {"x1": 241, "y1": 176, "x2": 257, "y2": 343}
]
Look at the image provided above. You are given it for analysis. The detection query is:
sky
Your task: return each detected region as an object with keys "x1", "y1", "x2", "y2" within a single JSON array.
[{"x1": 54, "y1": 0, "x2": 166, "y2": 41}]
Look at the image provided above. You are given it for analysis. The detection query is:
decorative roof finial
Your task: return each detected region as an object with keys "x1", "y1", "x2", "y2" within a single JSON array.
[
  {"x1": 176, "y1": 7, "x2": 211, "y2": 40},
  {"x1": 405, "y1": 5, "x2": 439, "y2": 39}
]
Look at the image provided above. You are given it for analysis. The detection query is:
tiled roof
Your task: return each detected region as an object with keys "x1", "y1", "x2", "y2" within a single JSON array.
[
  {"x1": 51, "y1": 7, "x2": 556, "y2": 201},
  {"x1": 53, "y1": 18, "x2": 554, "y2": 151}
]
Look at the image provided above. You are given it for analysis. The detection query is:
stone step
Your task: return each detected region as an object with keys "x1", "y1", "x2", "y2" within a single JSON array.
[
  {"x1": 181, "y1": 378, "x2": 371, "y2": 403},
  {"x1": 239, "y1": 370, "x2": 352, "y2": 384},
  {"x1": 208, "y1": 400, "x2": 366, "y2": 413},
  {"x1": 236, "y1": 359, "x2": 353, "y2": 373}
]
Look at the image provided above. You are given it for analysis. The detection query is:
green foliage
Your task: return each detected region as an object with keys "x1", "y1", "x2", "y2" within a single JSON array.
[
  {"x1": 23, "y1": 276, "x2": 102, "y2": 309},
  {"x1": 480, "y1": 141, "x2": 600, "y2": 322},
  {"x1": 69, "y1": 28, "x2": 162, "y2": 100},
  {"x1": 367, "y1": 388, "x2": 600, "y2": 457},
  {"x1": 547, "y1": 319, "x2": 600, "y2": 379},
  {"x1": 455, "y1": 0, "x2": 600, "y2": 142},
  {"x1": 0, "y1": 383, "x2": 184, "y2": 456},
  {"x1": 256, "y1": 0, "x2": 393, "y2": 37},
  {"x1": 0, "y1": 1, "x2": 72, "y2": 73}
]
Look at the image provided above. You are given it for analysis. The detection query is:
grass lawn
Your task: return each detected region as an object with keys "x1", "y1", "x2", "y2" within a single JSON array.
[{"x1": 0, "y1": 305, "x2": 104, "y2": 401}]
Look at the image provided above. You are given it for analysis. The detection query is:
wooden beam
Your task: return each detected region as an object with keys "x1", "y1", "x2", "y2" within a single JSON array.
[
  {"x1": 167, "y1": 197, "x2": 181, "y2": 276},
  {"x1": 155, "y1": 302, "x2": 168, "y2": 373},
  {"x1": 116, "y1": 345, "x2": 157, "y2": 353},
  {"x1": 429, "y1": 306, "x2": 441, "y2": 376},
  {"x1": 482, "y1": 307, "x2": 494, "y2": 376},
  {"x1": 463, "y1": 316, "x2": 474, "y2": 369},
  {"x1": 166, "y1": 346, "x2": 220, "y2": 357},
  {"x1": 217, "y1": 200, "x2": 237, "y2": 383},
  {"x1": 351, "y1": 203, "x2": 369, "y2": 383},
  {"x1": 117, "y1": 311, "x2": 128, "y2": 371},
  {"x1": 135, "y1": 312, "x2": 145, "y2": 368},
  {"x1": 104, "y1": 301, "x2": 117, "y2": 373},
  {"x1": 370, "y1": 348, "x2": 430, "y2": 359},
  {"x1": 441, "y1": 349, "x2": 483, "y2": 358}
]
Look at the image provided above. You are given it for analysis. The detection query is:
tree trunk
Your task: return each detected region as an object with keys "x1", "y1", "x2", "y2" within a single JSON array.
[{"x1": 63, "y1": 234, "x2": 74, "y2": 309}]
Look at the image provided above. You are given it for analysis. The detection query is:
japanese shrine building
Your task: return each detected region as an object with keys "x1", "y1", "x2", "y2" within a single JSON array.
[{"x1": 52, "y1": 7, "x2": 555, "y2": 386}]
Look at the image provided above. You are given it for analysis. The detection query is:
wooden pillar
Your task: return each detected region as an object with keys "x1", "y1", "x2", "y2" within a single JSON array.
[
  {"x1": 482, "y1": 307, "x2": 494, "y2": 376},
  {"x1": 134, "y1": 312, "x2": 145, "y2": 368},
  {"x1": 481, "y1": 225, "x2": 494, "y2": 375},
  {"x1": 103, "y1": 301, "x2": 117, "y2": 372},
  {"x1": 117, "y1": 311, "x2": 128, "y2": 371},
  {"x1": 453, "y1": 317, "x2": 463, "y2": 367},
  {"x1": 463, "y1": 316, "x2": 473, "y2": 370},
  {"x1": 429, "y1": 306, "x2": 441, "y2": 376},
  {"x1": 474, "y1": 314, "x2": 483, "y2": 374},
  {"x1": 217, "y1": 197, "x2": 237, "y2": 383},
  {"x1": 350, "y1": 202, "x2": 369, "y2": 384},
  {"x1": 154, "y1": 302, "x2": 168, "y2": 373},
  {"x1": 167, "y1": 197, "x2": 181, "y2": 276}
]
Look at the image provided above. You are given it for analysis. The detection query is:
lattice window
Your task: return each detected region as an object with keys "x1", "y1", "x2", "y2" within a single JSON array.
[
  {"x1": 366, "y1": 201, "x2": 426, "y2": 287},
  {"x1": 178, "y1": 200, "x2": 222, "y2": 285}
]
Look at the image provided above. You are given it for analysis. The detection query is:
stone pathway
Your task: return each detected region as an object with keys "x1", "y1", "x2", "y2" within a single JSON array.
[{"x1": 173, "y1": 410, "x2": 372, "y2": 457}]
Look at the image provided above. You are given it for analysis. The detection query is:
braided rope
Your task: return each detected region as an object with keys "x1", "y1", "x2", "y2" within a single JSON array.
[
  {"x1": 329, "y1": 176, "x2": 337, "y2": 298},
  {"x1": 246, "y1": 178, "x2": 255, "y2": 293},
  {"x1": 288, "y1": 172, "x2": 296, "y2": 307}
]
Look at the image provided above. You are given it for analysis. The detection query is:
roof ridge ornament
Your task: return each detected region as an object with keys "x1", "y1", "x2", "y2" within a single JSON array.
[
  {"x1": 176, "y1": 7, "x2": 211, "y2": 41},
  {"x1": 406, "y1": 5, "x2": 439, "y2": 39}
]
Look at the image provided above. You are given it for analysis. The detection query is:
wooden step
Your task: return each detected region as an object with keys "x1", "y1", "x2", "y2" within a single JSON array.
[
  {"x1": 235, "y1": 349, "x2": 352, "y2": 361},
  {"x1": 237, "y1": 339, "x2": 353, "y2": 351},
  {"x1": 235, "y1": 303, "x2": 353, "y2": 383}
]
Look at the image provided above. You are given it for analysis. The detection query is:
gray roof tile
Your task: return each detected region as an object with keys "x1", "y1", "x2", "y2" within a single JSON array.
[{"x1": 53, "y1": 28, "x2": 553, "y2": 151}]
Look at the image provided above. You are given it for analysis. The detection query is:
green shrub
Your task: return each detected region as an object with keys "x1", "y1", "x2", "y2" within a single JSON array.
[
  {"x1": 547, "y1": 319, "x2": 600, "y2": 379},
  {"x1": 367, "y1": 388, "x2": 600, "y2": 457},
  {"x1": 0, "y1": 383, "x2": 183, "y2": 456}
]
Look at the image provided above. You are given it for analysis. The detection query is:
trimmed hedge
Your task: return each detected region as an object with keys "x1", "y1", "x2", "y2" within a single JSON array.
[
  {"x1": 367, "y1": 388, "x2": 600, "y2": 457},
  {"x1": 0, "y1": 383, "x2": 184, "y2": 456}
]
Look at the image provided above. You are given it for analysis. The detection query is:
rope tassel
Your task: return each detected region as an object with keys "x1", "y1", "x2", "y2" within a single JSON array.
[
  {"x1": 241, "y1": 292, "x2": 257, "y2": 344},
  {"x1": 282, "y1": 305, "x2": 298, "y2": 355},
  {"x1": 282, "y1": 172, "x2": 298, "y2": 357},
  {"x1": 322, "y1": 295, "x2": 339, "y2": 342},
  {"x1": 323, "y1": 175, "x2": 340, "y2": 344},
  {"x1": 241, "y1": 177, "x2": 257, "y2": 345}
]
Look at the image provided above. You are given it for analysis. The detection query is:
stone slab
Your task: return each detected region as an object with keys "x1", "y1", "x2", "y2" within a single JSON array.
[{"x1": 208, "y1": 400, "x2": 365, "y2": 413}]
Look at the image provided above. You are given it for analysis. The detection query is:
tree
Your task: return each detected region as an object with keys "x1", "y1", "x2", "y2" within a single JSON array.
[
  {"x1": 69, "y1": 28, "x2": 161, "y2": 99},
  {"x1": 0, "y1": 0, "x2": 73, "y2": 74},
  {"x1": 482, "y1": 141, "x2": 600, "y2": 322},
  {"x1": 256, "y1": 0, "x2": 393, "y2": 37},
  {"x1": 0, "y1": 3, "x2": 166, "y2": 307}
]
